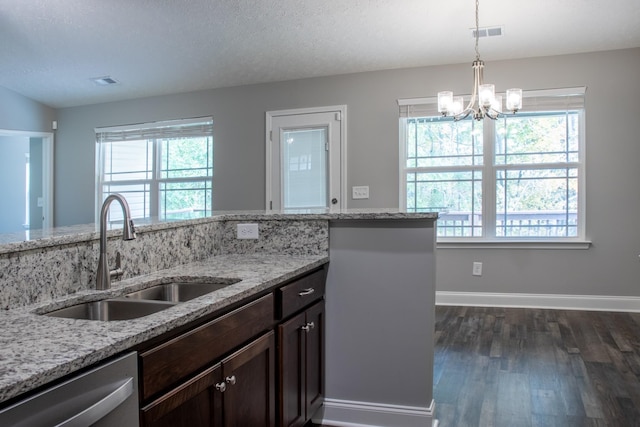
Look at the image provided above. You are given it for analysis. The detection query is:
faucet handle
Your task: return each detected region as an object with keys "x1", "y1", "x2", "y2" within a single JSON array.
[{"x1": 110, "y1": 252, "x2": 124, "y2": 280}]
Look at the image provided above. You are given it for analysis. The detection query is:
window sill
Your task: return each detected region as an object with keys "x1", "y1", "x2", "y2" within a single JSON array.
[{"x1": 437, "y1": 239, "x2": 592, "y2": 250}]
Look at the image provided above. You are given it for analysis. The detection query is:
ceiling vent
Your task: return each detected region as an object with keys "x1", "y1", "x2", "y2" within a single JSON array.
[
  {"x1": 91, "y1": 76, "x2": 119, "y2": 86},
  {"x1": 471, "y1": 26, "x2": 504, "y2": 38}
]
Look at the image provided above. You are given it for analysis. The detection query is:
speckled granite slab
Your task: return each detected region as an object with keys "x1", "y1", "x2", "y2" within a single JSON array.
[
  {"x1": 0, "y1": 220, "x2": 222, "y2": 310},
  {"x1": 0, "y1": 209, "x2": 436, "y2": 405},
  {"x1": 0, "y1": 210, "x2": 433, "y2": 310},
  {"x1": 0, "y1": 254, "x2": 328, "y2": 404},
  {"x1": 0, "y1": 209, "x2": 437, "y2": 255},
  {"x1": 218, "y1": 220, "x2": 328, "y2": 255}
]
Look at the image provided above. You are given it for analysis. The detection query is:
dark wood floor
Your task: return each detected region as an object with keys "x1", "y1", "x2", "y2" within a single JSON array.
[{"x1": 434, "y1": 305, "x2": 640, "y2": 427}]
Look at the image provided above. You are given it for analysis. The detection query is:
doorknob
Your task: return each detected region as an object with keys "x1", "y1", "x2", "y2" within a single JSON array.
[{"x1": 331, "y1": 198, "x2": 338, "y2": 205}]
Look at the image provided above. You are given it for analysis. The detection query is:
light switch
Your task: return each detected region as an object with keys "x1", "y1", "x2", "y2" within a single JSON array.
[{"x1": 352, "y1": 186, "x2": 369, "y2": 200}]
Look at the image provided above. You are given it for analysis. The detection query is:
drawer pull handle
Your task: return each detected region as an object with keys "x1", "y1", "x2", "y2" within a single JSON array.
[
  {"x1": 298, "y1": 288, "x2": 315, "y2": 297},
  {"x1": 225, "y1": 375, "x2": 237, "y2": 385},
  {"x1": 301, "y1": 322, "x2": 315, "y2": 333},
  {"x1": 215, "y1": 382, "x2": 227, "y2": 392}
]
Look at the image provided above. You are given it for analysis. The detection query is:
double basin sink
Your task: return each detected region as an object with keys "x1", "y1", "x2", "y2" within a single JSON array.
[{"x1": 44, "y1": 278, "x2": 240, "y2": 321}]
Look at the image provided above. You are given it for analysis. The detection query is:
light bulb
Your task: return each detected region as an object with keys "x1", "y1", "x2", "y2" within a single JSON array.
[
  {"x1": 452, "y1": 96, "x2": 464, "y2": 115},
  {"x1": 491, "y1": 95, "x2": 502, "y2": 113},
  {"x1": 479, "y1": 84, "x2": 495, "y2": 107},
  {"x1": 438, "y1": 91, "x2": 453, "y2": 114},
  {"x1": 506, "y1": 88, "x2": 523, "y2": 112}
]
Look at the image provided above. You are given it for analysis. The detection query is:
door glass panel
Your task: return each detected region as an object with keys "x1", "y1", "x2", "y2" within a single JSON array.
[{"x1": 281, "y1": 128, "x2": 327, "y2": 209}]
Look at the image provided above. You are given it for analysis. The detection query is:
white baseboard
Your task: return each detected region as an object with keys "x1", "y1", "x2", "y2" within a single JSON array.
[
  {"x1": 314, "y1": 398, "x2": 435, "y2": 427},
  {"x1": 436, "y1": 291, "x2": 640, "y2": 312}
]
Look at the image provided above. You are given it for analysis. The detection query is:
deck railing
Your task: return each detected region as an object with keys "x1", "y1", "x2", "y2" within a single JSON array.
[{"x1": 433, "y1": 210, "x2": 578, "y2": 237}]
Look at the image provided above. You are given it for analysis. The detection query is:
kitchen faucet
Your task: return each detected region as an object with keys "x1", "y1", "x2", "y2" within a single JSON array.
[{"x1": 96, "y1": 194, "x2": 136, "y2": 290}]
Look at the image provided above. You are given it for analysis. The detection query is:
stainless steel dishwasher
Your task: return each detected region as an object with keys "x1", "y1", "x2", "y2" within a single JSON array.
[{"x1": 0, "y1": 351, "x2": 139, "y2": 427}]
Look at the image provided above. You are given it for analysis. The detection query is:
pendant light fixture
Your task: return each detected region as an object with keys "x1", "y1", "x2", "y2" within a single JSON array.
[{"x1": 437, "y1": 0, "x2": 522, "y2": 121}]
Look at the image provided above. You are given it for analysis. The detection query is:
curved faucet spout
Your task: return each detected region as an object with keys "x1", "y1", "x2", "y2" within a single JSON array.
[{"x1": 96, "y1": 194, "x2": 137, "y2": 290}]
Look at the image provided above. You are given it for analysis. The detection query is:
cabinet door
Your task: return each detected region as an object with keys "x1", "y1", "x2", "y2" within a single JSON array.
[
  {"x1": 140, "y1": 363, "x2": 223, "y2": 427},
  {"x1": 221, "y1": 331, "x2": 276, "y2": 427},
  {"x1": 278, "y1": 311, "x2": 306, "y2": 427},
  {"x1": 305, "y1": 301, "x2": 325, "y2": 419}
]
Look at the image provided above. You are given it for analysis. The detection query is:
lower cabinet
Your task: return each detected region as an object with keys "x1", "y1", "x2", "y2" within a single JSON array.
[
  {"x1": 278, "y1": 301, "x2": 325, "y2": 427},
  {"x1": 137, "y1": 265, "x2": 327, "y2": 427},
  {"x1": 140, "y1": 363, "x2": 223, "y2": 426},
  {"x1": 141, "y1": 331, "x2": 275, "y2": 427},
  {"x1": 221, "y1": 331, "x2": 276, "y2": 426}
]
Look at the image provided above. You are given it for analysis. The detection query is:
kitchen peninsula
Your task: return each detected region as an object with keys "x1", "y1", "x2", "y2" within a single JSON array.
[{"x1": 0, "y1": 209, "x2": 437, "y2": 427}]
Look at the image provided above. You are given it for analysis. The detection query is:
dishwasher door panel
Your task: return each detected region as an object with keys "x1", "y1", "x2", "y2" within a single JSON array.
[{"x1": 0, "y1": 351, "x2": 139, "y2": 427}]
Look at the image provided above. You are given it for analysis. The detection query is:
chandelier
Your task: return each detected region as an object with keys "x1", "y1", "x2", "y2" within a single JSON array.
[{"x1": 437, "y1": 0, "x2": 522, "y2": 121}]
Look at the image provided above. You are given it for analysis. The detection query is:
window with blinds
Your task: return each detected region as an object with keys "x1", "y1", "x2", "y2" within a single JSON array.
[
  {"x1": 95, "y1": 117, "x2": 213, "y2": 223},
  {"x1": 398, "y1": 88, "x2": 586, "y2": 242}
]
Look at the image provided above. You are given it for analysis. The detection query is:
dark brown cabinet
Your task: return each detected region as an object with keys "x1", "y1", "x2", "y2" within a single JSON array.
[
  {"x1": 138, "y1": 265, "x2": 327, "y2": 427},
  {"x1": 140, "y1": 362, "x2": 223, "y2": 426},
  {"x1": 141, "y1": 331, "x2": 275, "y2": 427},
  {"x1": 278, "y1": 301, "x2": 324, "y2": 427},
  {"x1": 220, "y1": 331, "x2": 276, "y2": 426},
  {"x1": 139, "y1": 293, "x2": 275, "y2": 427},
  {"x1": 276, "y1": 267, "x2": 326, "y2": 427}
]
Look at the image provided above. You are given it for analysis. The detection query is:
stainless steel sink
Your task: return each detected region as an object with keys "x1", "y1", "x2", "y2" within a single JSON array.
[
  {"x1": 123, "y1": 280, "x2": 239, "y2": 303},
  {"x1": 44, "y1": 299, "x2": 176, "y2": 321}
]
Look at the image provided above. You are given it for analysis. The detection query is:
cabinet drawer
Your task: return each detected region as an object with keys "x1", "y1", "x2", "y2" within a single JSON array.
[
  {"x1": 140, "y1": 293, "x2": 274, "y2": 401},
  {"x1": 276, "y1": 268, "x2": 326, "y2": 320}
]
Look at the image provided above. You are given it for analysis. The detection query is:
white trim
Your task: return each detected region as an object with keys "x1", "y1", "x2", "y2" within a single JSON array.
[
  {"x1": 436, "y1": 291, "x2": 640, "y2": 312},
  {"x1": 437, "y1": 239, "x2": 592, "y2": 249},
  {"x1": 315, "y1": 398, "x2": 434, "y2": 427},
  {"x1": 265, "y1": 105, "x2": 347, "y2": 211}
]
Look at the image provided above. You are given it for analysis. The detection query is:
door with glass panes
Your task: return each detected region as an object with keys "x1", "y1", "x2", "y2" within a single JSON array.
[{"x1": 266, "y1": 107, "x2": 344, "y2": 211}]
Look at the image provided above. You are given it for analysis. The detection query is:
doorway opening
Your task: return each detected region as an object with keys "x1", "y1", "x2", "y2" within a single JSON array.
[{"x1": 0, "y1": 130, "x2": 54, "y2": 233}]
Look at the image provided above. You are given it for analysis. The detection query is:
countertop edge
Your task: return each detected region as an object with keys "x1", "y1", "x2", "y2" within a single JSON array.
[{"x1": 0, "y1": 210, "x2": 437, "y2": 254}]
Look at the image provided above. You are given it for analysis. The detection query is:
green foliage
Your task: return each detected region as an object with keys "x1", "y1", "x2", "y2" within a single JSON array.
[
  {"x1": 159, "y1": 137, "x2": 213, "y2": 218},
  {"x1": 404, "y1": 111, "x2": 581, "y2": 237}
]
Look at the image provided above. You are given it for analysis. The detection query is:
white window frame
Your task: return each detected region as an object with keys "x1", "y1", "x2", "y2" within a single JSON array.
[
  {"x1": 95, "y1": 117, "x2": 214, "y2": 223},
  {"x1": 399, "y1": 87, "x2": 590, "y2": 249}
]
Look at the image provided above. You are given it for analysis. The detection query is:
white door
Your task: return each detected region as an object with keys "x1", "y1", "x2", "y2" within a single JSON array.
[{"x1": 266, "y1": 106, "x2": 345, "y2": 211}]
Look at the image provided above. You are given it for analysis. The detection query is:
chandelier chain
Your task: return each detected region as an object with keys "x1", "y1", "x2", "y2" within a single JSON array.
[{"x1": 475, "y1": 0, "x2": 480, "y2": 60}]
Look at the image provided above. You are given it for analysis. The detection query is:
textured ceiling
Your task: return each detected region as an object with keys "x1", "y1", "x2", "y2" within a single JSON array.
[{"x1": 1, "y1": 0, "x2": 639, "y2": 108}]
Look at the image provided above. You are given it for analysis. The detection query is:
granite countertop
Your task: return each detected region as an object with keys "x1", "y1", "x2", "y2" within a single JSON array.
[
  {"x1": 0, "y1": 209, "x2": 438, "y2": 255},
  {"x1": 0, "y1": 253, "x2": 328, "y2": 404}
]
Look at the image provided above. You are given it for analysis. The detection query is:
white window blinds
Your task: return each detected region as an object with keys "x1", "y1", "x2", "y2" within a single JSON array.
[{"x1": 95, "y1": 117, "x2": 213, "y2": 142}]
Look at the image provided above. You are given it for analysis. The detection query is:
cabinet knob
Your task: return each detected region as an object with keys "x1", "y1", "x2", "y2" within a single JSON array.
[
  {"x1": 225, "y1": 375, "x2": 237, "y2": 385},
  {"x1": 298, "y1": 288, "x2": 315, "y2": 297},
  {"x1": 301, "y1": 322, "x2": 315, "y2": 333},
  {"x1": 215, "y1": 382, "x2": 227, "y2": 392}
]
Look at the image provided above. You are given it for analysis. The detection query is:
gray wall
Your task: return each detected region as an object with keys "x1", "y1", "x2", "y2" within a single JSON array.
[
  {"x1": 0, "y1": 86, "x2": 56, "y2": 132},
  {"x1": 55, "y1": 48, "x2": 640, "y2": 298},
  {"x1": 326, "y1": 220, "x2": 435, "y2": 415}
]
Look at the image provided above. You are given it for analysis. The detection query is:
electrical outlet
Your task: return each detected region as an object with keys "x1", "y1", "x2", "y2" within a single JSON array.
[
  {"x1": 472, "y1": 262, "x2": 483, "y2": 276},
  {"x1": 352, "y1": 186, "x2": 369, "y2": 199},
  {"x1": 237, "y1": 223, "x2": 259, "y2": 239}
]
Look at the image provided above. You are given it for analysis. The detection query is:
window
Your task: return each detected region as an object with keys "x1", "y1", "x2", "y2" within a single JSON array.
[
  {"x1": 399, "y1": 88, "x2": 585, "y2": 243},
  {"x1": 96, "y1": 117, "x2": 213, "y2": 223}
]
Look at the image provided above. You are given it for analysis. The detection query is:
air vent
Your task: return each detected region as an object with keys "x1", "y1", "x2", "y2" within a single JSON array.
[
  {"x1": 91, "y1": 76, "x2": 119, "y2": 86},
  {"x1": 471, "y1": 26, "x2": 504, "y2": 38}
]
